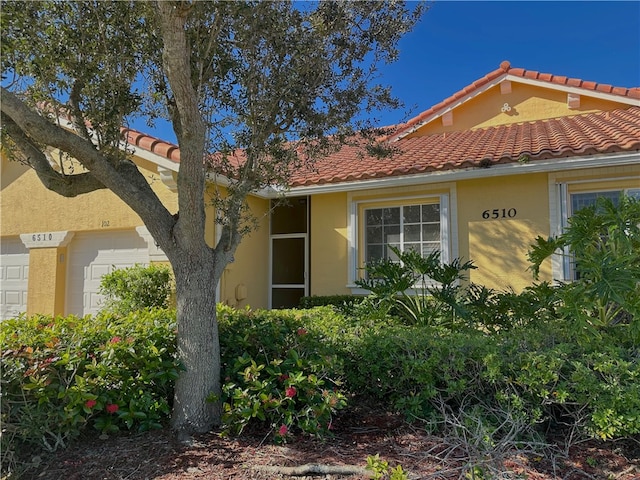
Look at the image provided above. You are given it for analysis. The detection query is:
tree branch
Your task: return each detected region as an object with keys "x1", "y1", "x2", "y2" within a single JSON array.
[
  {"x1": 68, "y1": 78, "x2": 94, "y2": 144},
  {"x1": 1, "y1": 87, "x2": 176, "y2": 254},
  {"x1": 2, "y1": 113, "x2": 106, "y2": 197},
  {"x1": 156, "y1": 1, "x2": 209, "y2": 253}
]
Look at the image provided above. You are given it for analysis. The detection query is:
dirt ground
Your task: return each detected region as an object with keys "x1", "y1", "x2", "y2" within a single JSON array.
[{"x1": 14, "y1": 408, "x2": 640, "y2": 480}]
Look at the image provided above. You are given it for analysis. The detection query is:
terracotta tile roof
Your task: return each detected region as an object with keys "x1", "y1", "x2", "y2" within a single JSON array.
[
  {"x1": 288, "y1": 106, "x2": 640, "y2": 187},
  {"x1": 122, "y1": 127, "x2": 181, "y2": 162},
  {"x1": 389, "y1": 61, "x2": 640, "y2": 141}
]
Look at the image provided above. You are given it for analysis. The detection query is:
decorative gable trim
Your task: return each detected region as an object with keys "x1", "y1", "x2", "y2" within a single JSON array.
[
  {"x1": 157, "y1": 167, "x2": 178, "y2": 192},
  {"x1": 441, "y1": 111, "x2": 453, "y2": 127},
  {"x1": 567, "y1": 93, "x2": 581, "y2": 109},
  {"x1": 500, "y1": 80, "x2": 512, "y2": 94}
]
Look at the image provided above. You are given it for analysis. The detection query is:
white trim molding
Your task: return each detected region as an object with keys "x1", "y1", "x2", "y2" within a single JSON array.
[
  {"x1": 346, "y1": 191, "x2": 453, "y2": 293},
  {"x1": 135, "y1": 226, "x2": 169, "y2": 262},
  {"x1": 20, "y1": 231, "x2": 75, "y2": 249}
]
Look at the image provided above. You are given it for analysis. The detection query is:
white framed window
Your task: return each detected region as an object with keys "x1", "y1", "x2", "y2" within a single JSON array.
[
  {"x1": 558, "y1": 186, "x2": 640, "y2": 280},
  {"x1": 570, "y1": 188, "x2": 640, "y2": 214},
  {"x1": 364, "y1": 203, "x2": 441, "y2": 264},
  {"x1": 348, "y1": 193, "x2": 451, "y2": 290}
]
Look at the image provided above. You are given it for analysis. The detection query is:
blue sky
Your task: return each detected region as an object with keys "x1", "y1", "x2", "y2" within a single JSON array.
[
  {"x1": 371, "y1": 1, "x2": 640, "y2": 126},
  {"x1": 136, "y1": 1, "x2": 640, "y2": 143}
]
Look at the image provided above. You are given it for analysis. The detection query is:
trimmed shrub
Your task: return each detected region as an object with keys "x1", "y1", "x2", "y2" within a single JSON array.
[
  {"x1": 99, "y1": 263, "x2": 172, "y2": 315},
  {"x1": 1, "y1": 309, "x2": 179, "y2": 455},
  {"x1": 217, "y1": 305, "x2": 347, "y2": 440},
  {"x1": 343, "y1": 315, "x2": 640, "y2": 440},
  {"x1": 298, "y1": 295, "x2": 365, "y2": 315}
]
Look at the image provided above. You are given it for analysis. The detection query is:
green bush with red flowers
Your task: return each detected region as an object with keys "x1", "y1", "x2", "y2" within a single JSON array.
[
  {"x1": 217, "y1": 305, "x2": 347, "y2": 441},
  {"x1": 0, "y1": 309, "x2": 180, "y2": 453}
]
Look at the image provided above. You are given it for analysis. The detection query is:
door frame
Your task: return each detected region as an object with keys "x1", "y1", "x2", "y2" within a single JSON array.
[
  {"x1": 268, "y1": 196, "x2": 310, "y2": 309},
  {"x1": 269, "y1": 233, "x2": 309, "y2": 309}
]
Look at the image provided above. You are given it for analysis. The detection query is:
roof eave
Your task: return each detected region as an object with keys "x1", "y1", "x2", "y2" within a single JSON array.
[{"x1": 278, "y1": 150, "x2": 640, "y2": 197}]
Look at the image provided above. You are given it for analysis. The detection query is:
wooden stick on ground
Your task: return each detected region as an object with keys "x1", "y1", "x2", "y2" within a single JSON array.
[{"x1": 251, "y1": 463, "x2": 373, "y2": 477}]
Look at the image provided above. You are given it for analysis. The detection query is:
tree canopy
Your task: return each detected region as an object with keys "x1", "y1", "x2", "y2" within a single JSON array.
[{"x1": 1, "y1": 0, "x2": 425, "y2": 434}]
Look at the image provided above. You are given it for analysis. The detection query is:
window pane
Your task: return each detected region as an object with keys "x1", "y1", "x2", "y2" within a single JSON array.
[
  {"x1": 405, "y1": 243, "x2": 421, "y2": 254},
  {"x1": 272, "y1": 288, "x2": 305, "y2": 309},
  {"x1": 422, "y1": 204, "x2": 440, "y2": 222},
  {"x1": 627, "y1": 189, "x2": 640, "y2": 200},
  {"x1": 386, "y1": 244, "x2": 400, "y2": 261},
  {"x1": 366, "y1": 226, "x2": 382, "y2": 243},
  {"x1": 571, "y1": 191, "x2": 621, "y2": 213},
  {"x1": 404, "y1": 224, "x2": 421, "y2": 242},
  {"x1": 422, "y1": 243, "x2": 440, "y2": 256},
  {"x1": 366, "y1": 244, "x2": 383, "y2": 264},
  {"x1": 272, "y1": 238, "x2": 305, "y2": 284},
  {"x1": 383, "y1": 207, "x2": 400, "y2": 224},
  {"x1": 366, "y1": 208, "x2": 383, "y2": 226},
  {"x1": 271, "y1": 197, "x2": 307, "y2": 234},
  {"x1": 422, "y1": 224, "x2": 440, "y2": 241},
  {"x1": 404, "y1": 205, "x2": 421, "y2": 223},
  {"x1": 384, "y1": 225, "x2": 400, "y2": 244}
]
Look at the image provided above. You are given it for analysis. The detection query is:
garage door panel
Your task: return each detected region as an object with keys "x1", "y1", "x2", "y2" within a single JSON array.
[
  {"x1": 0, "y1": 239, "x2": 29, "y2": 320},
  {"x1": 91, "y1": 264, "x2": 111, "y2": 281},
  {"x1": 67, "y1": 231, "x2": 149, "y2": 317}
]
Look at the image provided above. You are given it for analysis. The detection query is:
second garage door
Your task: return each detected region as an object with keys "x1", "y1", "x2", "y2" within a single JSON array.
[
  {"x1": 0, "y1": 238, "x2": 29, "y2": 320},
  {"x1": 67, "y1": 230, "x2": 149, "y2": 317}
]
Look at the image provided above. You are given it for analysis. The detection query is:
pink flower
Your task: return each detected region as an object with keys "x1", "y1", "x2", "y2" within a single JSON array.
[
  {"x1": 297, "y1": 328, "x2": 308, "y2": 336},
  {"x1": 278, "y1": 425, "x2": 288, "y2": 436},
  {"x1": 85, "y1": 399, "x2": 97, "y2": 409},
  {"x1": 278, "y1": 374, "x2": 289, "y2": 382},
  {"x1": 285, "y1": 386, "x2": 297, "y2": 398},
  {"x1": 109, "y1": 336, "x2": 121, "y2": 344},
  {"x1": 105, "y1": 403, "x2": 119, "y2": 414}
]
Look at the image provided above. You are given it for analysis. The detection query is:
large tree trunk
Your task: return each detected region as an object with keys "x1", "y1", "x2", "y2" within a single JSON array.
[{"x1": 170, "y1": 250, "x2": 221, "y2": 434}]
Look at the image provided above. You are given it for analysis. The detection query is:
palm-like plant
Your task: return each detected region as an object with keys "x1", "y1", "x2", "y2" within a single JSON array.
[{"x1": 528, "y1": 195, "x2": 640, "y2": 334}]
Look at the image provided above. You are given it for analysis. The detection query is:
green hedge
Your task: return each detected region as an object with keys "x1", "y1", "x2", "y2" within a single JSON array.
[
  {"x1": 1, "y1": 309, "x2": 179, "y2": 456},
  {"x1": 343, "y1": 317, "x2": 640, "y2": 440},
  {"x1": 298, "y1": 295, "x2": 365, "y2": 315},
  {"x1": 4, "y1": 302, "x2": 638, "y2": 469}
]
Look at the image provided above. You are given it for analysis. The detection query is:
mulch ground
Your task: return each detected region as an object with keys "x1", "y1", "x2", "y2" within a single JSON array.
[{"x1": 12, "y1": 408, "x2": 640, "y2": 480}]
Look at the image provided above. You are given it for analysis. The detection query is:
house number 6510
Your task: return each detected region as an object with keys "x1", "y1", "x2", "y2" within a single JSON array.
[
  {"x1": 482, "y1": 208, "x2": 517, "y2": 219},
  {"x1": 32, "y1": 233, "x2": 53, "y2": 242}
]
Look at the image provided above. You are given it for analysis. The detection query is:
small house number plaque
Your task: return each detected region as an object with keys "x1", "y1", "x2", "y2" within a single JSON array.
[
  {"x1": 31, "y1": 233, "x2": 54, "y2": 242},
  {"x1": 482, "y1": 208, "x2": 517, "y2": 219}
]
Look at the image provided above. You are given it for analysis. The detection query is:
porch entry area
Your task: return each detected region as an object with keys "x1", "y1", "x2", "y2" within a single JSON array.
[{"x1": 270, "y1": 196, "x2": 308, "y2": 309}]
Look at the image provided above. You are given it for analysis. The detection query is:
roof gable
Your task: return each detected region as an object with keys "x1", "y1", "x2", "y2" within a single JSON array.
[{"x1": 389, "y1": 61, "x2": 640, "y2": 141}]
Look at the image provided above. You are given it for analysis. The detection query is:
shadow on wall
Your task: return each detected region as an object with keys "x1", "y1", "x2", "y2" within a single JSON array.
[{"x1": 467, "y1": 218, "x2": 542, "y2": 293}]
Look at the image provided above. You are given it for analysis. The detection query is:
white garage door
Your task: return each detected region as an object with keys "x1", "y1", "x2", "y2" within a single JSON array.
[
  {"x1": 0, "y1": 238, "x2": 29, "y2": 320},
  {"x1": 67, "y1": 231, "x2": 149, "y2": 317}
]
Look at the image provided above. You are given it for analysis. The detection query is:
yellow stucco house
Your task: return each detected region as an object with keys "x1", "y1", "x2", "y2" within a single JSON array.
[{"x1": 2, "y1": 61, "x2": 639, "y2": 319}]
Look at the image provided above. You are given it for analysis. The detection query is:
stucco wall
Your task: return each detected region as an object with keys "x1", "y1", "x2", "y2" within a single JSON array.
[
  {"x1": 407, "y1": 83, "x2": 629, "y2": 137},
  {"x1": 309, "y1": 192, "x2": 350, "y2": 296},
  {"x1": 213, "y1": 194, "x2": 269, "y2": 309},
  {"x1": 456, "y1": 173, "x2": 550, "y2": 291},
  {"x1": 0, "y1": 156, "x2": 178, "y2": 235}
]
